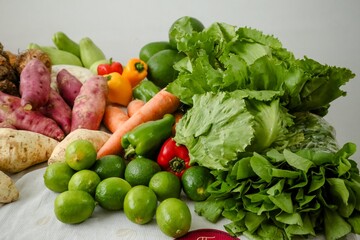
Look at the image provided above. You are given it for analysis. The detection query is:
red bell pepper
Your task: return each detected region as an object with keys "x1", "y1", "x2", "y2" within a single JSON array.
[
  {"x1": 157, "y1": 138, "x2": 190, "y2": 178},
  {"x1": 97, "y1": 58, "x2": 123, "y2": 75}
]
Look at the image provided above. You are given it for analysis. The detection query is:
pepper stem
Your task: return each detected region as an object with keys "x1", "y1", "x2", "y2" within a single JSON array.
[
  {"x1": 169, "y1": 158, "x2": 186, "y2": 173},
  {"x1": 135, "y1": 62, "x2": 145, "y2": 73},
  {"x1": 124, "y1": 145, "x2": 136, "y2": 159}
]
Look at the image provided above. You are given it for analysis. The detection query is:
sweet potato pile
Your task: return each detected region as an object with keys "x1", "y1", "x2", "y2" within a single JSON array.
[
  {"x1": 0, "y1": 43, "x2": 109, "y2": 175},
  {"x1": 0, "y1": 43, "x2": 108, "y2": 140}
]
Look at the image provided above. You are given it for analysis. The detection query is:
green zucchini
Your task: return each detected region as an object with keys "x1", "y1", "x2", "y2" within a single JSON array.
[
  {"x1": 28, "y1": 43, "x2": 83, "y2": 66},
  {"x1": 52, "y1": 31, "x2": 81, "y2": 58},
  {"x1": 79, "y1": 37, "x2": 106, "y2": 69}
]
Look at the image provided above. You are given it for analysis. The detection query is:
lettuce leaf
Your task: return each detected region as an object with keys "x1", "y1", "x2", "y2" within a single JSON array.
[
  {"x1": 174, "y1": 90, "x2": 293, "y2": 170},
  {"x1": 167, "y1": 22, "x2": 355, "y2": 116}
]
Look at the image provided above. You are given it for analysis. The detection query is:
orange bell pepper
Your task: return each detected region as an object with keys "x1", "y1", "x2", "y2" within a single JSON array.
[{"x1": 122, "y1": 58, "x2": 148, "y2": 88}]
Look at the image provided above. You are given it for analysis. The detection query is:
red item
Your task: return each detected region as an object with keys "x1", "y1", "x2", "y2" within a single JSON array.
[
  {"x1": 97, "y1": 58, "x2": 123, "y2": 75},
  {"x1": 176, "y1": 228, "x2": 240, "y2": 240},
  {"x1": 157, "y1": 138, "x2": 190, "y2": 178}
]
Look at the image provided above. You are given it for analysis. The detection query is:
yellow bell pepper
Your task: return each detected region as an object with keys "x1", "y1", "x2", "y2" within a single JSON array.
[
  {"x1": 122, "y1": 58, "x2": 148, "y2": 88},
  {"x1": 104, "y1": 72, "x2": 132, "y2": 106}
]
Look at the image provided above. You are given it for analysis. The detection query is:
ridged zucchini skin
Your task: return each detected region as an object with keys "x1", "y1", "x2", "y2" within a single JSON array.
[
  {"x1": 79, "y1": 37, "x2": 106, "y2": 69},
  {"x1": 52, "y1": 31, "x2": 81, "y2": 58}
]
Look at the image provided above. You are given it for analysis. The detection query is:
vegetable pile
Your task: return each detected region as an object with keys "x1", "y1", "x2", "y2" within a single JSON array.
[{"x1": 162, "y1": 17, "x2": 359, "y2": 239}]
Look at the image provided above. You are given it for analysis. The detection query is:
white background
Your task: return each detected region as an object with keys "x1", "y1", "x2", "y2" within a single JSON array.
[{"x1": 1, "y1": 0, "x2": 360, "y2": 161}]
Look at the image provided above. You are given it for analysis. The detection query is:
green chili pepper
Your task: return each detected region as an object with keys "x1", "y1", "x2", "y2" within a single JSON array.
[
  {"x1": 121, "y1": 114, "x2": 175, "y2": 159},
  {"x1": 132, "y1": 79, "x2": 160, "y2": 102}
]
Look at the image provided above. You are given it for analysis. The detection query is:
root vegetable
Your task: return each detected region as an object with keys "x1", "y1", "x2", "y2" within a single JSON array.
[
  {"x1": 39, "y1": 88, "x2": 72, "y2": 134},
  {"x1": 19, "y1": 58, "x2": 51, "y2": 110},
  {"x1": 103, "y1": 105, "x2": 129, "y2": 133},
  {"x1": 56, "y1": 69, "x2": 83, "y2": 107},
  {"x1": 0, "y1": 44, "x2": 19, "y2": 96},
  {"x1": 0, "y1": 170, "x2": 19, "y2": 203},
  {"x1": 0, "y1": 91, "x2": 65, "y2": 141},
  {"x1": 48, "y1": 129, "x2": 111, "y2": 165},
  {"x1": 4, "y1": 50, "x2": 17, "y2": 68},
  {"x1": 0, "y1": 79, "x2": 19, "y2": 97},
  {"x1": 127, "y1": 99, "x2": 145, "y2": 117},
  {"x1": 15, "y1": 48, "x2": 52, "y2": 75},
  {"x1": 0, "y1": 121, "x2": 15, "y2": 129},
  {"x1": 0, "y1": 128, "x2": 59, "y2": 173},
  {"x1": 71, "y1": 75, "x2": 108, "y2": 131}
]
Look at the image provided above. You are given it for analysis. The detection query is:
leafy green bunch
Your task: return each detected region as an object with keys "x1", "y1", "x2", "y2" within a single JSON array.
[{"x1": 168, "y1": 19, "x2": 359, "y2": 239}]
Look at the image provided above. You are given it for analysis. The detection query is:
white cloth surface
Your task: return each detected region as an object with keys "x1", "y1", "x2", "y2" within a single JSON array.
[{"x1": 0, "y1": 166, "x2": 230, "y2": 240}]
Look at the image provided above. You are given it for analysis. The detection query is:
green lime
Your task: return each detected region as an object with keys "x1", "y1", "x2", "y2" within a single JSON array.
[
  {"x1": 65, "y1": 139, "x2": 97, "y2": 171},
  {"x1": 92, "y1": 155, "x2": 126, "y2": 180},
  {"x1": 68, "y1": 169, "x2": 101, "y2": 196},
  {"x1": 149, "y1": 171, "x2": 181, "y2": 201},
  {"x1": 95, "y1": 177, "x2": 132, "y2": 211},
  {"x1": 139, "y1": 41, "x2": 173, "y2": 62},
  {"x1": 124, "y1": 157, "x2": 161, "y2": 186},
  {"x1": 156, "y1": 198, "x2": 191, "y2": 238},
  {"x1": 146, "y1": 49, "x2": 185, "y2": 88},
  {"x1": 168, "y1": 16, "x2": 205, "y2": 49},
  {"x1": 123, "y1": 185, "x2": 158, "y2": 225},
  {"x1": 54, "y1": 190, "x2": 95, "y2": 224},
  {"x1": 181, "y1": 166, "x2": 215, "y2": 201},
  {"x1": 43, "y1": 162, "x2": 75, "y2": 193}
]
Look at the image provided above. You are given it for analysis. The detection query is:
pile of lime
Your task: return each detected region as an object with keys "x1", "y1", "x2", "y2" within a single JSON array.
[
  {"x1": 44, "y1": 139, "x2": 129, "y2": 224},
  {"x1": 43, "y1": 137, "x2": 214, "y2": 238}
]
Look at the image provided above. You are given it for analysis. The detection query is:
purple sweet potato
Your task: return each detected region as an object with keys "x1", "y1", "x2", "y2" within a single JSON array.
[
  {"x1": 39, "y1": 88, "x2": 72, "y2": 135},
  {"x1": 71, "y1": 75, "x2": 108, "y2": 131},
  {"x1": 0, "y1": 91, "x2": 64, "y2": 141},
  {"x1": 56, "y1": 69, "x2": 83, "y2": 107},
  {"x1": 19, "y1": 58, "x2": 51, "y2": 110}
]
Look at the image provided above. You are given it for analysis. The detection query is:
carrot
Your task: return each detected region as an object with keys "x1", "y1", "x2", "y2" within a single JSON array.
[
  {"x1": 103, "y1": 105, "x2": 129, "y2": 133},
  {"x1": 97, "y1": 89, "x2": 180, "y2": 158},
  {"x1": 127, "y1": 99, "x2": 145, "y2": 118}
]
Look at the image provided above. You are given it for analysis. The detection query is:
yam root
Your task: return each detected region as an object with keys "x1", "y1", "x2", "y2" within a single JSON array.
[
  {"x1": 0, "y1": 128, "x2": 59, "y2": 173},
  {"x1": 19, "y1": 58, "x2": 51, "y2": 110},
  {"x1": 71, "y1": 75, "x2": 108, "y2": 131},
  {"x1": 0, "y1": 170, "x2": 19, "y2": 203},
  {"x1": 0, "y1": 91, "x2": 65, "y2": 141},
  {"x1": 15, "y1": 48, "x2": 51, "y2": 75},
  {"x1": 0, "y1": 43, "x2": 19, "y2": 96},
  {"x1": 4, "y1": 50, "x2": 17, "y2": 69},
  {"x1": 0, "y1": 79, "x2": 19, "y2": 97},
  {"x1": 48, "y1": 129, "x2": 111, "y2": 165}
]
